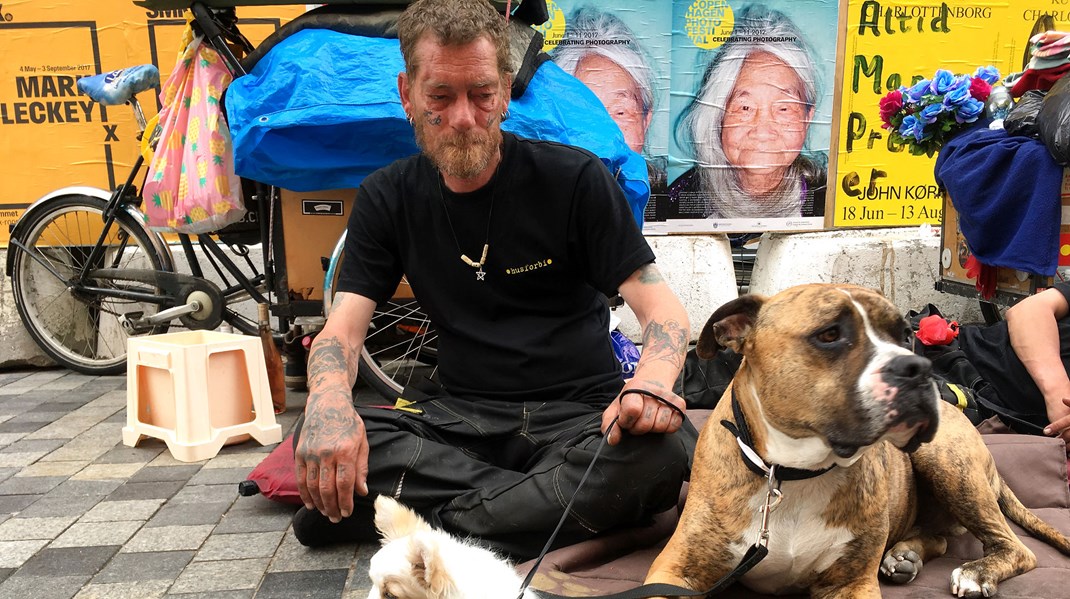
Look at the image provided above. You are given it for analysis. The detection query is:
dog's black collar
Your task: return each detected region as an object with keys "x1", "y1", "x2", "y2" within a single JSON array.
[{"x1": 721, "y1": 389, "x2": 835, "y2": 482}]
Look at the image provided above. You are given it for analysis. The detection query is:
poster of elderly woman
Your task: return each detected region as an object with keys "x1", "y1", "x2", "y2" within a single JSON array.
[{"x1": 655, "y1": 0, "x2": 839, "y2": 234}]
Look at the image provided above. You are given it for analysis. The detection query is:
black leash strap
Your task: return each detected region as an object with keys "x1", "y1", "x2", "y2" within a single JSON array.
[{"x1": 517, "y1": 389, "x2": 769, "y2": 599}]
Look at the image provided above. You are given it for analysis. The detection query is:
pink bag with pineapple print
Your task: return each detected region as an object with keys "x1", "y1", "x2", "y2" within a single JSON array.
[{"x1": 143, "y1": 37, "x2": 245, "y2": 233}]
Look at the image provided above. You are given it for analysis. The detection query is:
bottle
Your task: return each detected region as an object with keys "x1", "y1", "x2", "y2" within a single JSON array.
[{"x1": 258, "y1": 303, "x2": 287, "y2": 414}]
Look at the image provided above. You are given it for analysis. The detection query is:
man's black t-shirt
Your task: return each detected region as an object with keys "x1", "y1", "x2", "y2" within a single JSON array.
[
  {"x1": 959, "y1": 282, "x2": 1070, "y2": 420},
  {"x1": 337, "y1": 132, "x2": 656, "y2": 403}
]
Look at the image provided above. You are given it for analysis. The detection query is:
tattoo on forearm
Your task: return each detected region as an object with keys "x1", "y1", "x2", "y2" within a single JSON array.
[
  {"x1": 637, "y1": 264, "x2": 665, "y2": 285},
  {"x1": 307, "y1": 337, "x2": 354, "y2": 389},
  {"x1": 642, "y1": 319, "x2": 688, "y2": 370}
]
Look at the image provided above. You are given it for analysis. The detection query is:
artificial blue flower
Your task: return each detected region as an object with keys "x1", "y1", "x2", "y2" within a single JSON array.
[
  {"x1": 955, "y1": 97, "x2": 984, "y2": 122},
  {"x1": 912, "y1": 117, "x2": 928, "y2": 141},
  {"x1": 973, "y1": 65, "x2": 1001, "y2": 85},
  {"x1": 942, "y1": 81, "x2": 972, "y2": 107},
  {"x1": 904, "y1": 79, "x2": 930, "y2": 103},
  {"x1": 920, "y1": 103, "x2": 945, "y2": 124},
  {"x1": 929, "y1": 70, "x2": 956, "y2": 94},
  {"x1": 899, "y1": 114, "x2": 918, "y2": 137}
]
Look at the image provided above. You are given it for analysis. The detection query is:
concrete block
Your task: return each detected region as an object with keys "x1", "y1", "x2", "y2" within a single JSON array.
[
  {"x1": 615, "y1": 235, "x2": 738, "y2": 341},
  {"x1": 0, "y1": 248, "x2": 57, "y2": 369},
  {"x1": 749, "y1": 228, "x2": 983, "y2": 323}
]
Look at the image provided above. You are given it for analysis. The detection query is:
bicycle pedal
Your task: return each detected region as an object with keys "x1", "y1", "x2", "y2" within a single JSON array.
[{"x1": 118, "y1": 312, "x2": 153, "y2": 335}]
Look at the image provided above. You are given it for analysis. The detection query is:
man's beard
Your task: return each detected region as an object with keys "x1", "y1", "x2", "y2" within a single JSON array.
[{"x1": 414, "y1": 117, "x2": 502, "y2": 180}]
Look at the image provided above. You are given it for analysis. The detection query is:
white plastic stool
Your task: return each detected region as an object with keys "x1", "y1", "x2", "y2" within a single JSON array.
[{"x1": 123, "y1": 330, "x2": 283, "y2": 462}]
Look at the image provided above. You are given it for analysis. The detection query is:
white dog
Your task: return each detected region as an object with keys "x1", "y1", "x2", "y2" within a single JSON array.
[{"x1": 366, "y1": 495, "x2": 537, "y2": 599}]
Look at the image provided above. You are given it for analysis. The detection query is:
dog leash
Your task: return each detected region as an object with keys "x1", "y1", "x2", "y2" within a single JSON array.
[
  {"x1": 516, "y1": 389, "x2": 773, "y2": 599},
  {"x1": 721, "y1": 389, "x2": 835, "y2": 481}
]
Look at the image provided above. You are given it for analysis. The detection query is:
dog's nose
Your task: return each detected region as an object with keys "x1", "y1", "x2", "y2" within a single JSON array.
[{"x1": 882, "y1": 355, "x2": 932, "y2": 387}]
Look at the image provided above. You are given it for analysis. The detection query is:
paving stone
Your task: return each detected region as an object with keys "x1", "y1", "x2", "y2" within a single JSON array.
[
  {"x1": 0, "y1": 574, "x2": 89, "y2": 599},
  {"x1": 0, "y1": 567, "x2": 13, "y2": 584},
  {"x1": 30, "y1": 401, "x2": 90, "y2": 413},
  {"x1": 0, "y1": 539, "x2": 49, "y2": 568},
  {"x1": 147, "y1": 501, "x2": 232, "y2": 528},
  {"x1": 0, "y1": 475, "x2": 66, "y2": 495},
  {"x1": 42, "y1": 444, "x2": 114, "y2": 462},
  {"x1": 72, "y1": 580, "x2": 171, "y2": 599},
  {"x1": 0, "y1": 421, "x2": 48, "y2": 434},
  {"x1": 188, "y1": 467, "x2": 251, "y2": 486},
  {"x1": 214, "y1": 505, "x2": 295, "y2": 534},
  {"x1": 16, "y1": 460, "x2": 89, "y2": 478},
  {"x1": 168, "y1": 557, "x2": 269, "y2": 594},
  {"x1": 202, "y1": 453, "x2": 267, "y2": 470},
  {"x1": 93, "y1": 446, "x2": 164, "y2": 465},
  {"x1": 80, "y1": 499, "x2": 164, "y2": 523},
  {"x1": 0, "y1": 494, "x2": 38, "y2": 515},
  {"x1": 0, "y1": 372, "x2": 33, "y2": 386},
  {"x1": 18, "y1": 495, "x2": 101, "y2": 518},
  {"x1": 92, "y1": 550, "x2": 193, "y2": 583},
  {"x1": 16, "y1": 545, "x2": 119, "y2": 576},
  {"x1": 47, "y1": 478, "x2": 125, "y2": 498},
  {"x1": 7, "y1": 411, "x2": 68, "y2": 424},
  {"x1": 122, "y1": 524, "x2": 214, "y2": 553},
  {"x1": 0, "y1": 515, "x2": 77, "y2": 540},
  {"x1": 127, "y1": 465, "x2": 201, "y2": 484},
  {"x1": 193, "y1": 531, "x2": 284, "y2": 561},
  {"x1": 268, "y1": 532, "x2": 356, "y2": 573},
  {"x1": 170, "y1": 484, "x2": 238, "y2": 505},
  {"x1": 72, "y1": 464, "x2": 144, "y2": 481},
  {"x1": 166, "y1": 591, "x2": 253, "y2": 599},
  {"x1": 0, "y1": 467, "x2": 19, "y2": 483},
  {"x1": 0, "y1": 433, "x2": 28, "y2": 447},
  {"x1": 51, "y1": 521, "x2": 143, "y2": 548},
  {"x1": 106, "y1": 480, "x2": 185, "y2": 502},
  {"x1": 255, "y1": 568, "x2": 349, "y2": 599},
  {"x1": 0, "y1": 451, "x2": 48, "y2": 468},
  {"x1": 1, "y1": 438, "x2": 68, "y2": 453}
]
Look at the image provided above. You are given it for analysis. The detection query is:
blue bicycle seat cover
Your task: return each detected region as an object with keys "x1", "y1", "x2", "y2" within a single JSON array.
[
  {"x1": 225, "y1": 28, "x2": 649, "y2": 225},
  {"x1": 78, "y1": 65, "x2": 161, "y2": 106}
]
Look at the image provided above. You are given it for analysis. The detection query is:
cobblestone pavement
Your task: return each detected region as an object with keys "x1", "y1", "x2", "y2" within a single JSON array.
[{"x1": 0, "y1": 367, "x2": 376, "y2": 599}]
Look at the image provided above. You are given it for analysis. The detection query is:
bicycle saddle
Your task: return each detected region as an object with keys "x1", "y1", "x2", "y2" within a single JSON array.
[{"x1": 78, "y1": 65, "x2": 161, "y2": 106}]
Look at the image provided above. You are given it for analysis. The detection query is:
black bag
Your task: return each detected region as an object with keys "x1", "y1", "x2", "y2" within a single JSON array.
[
  {"x1": 1037, "y1": 73, "x2": 1070, "y2": 164},
  {"x1": 673, "y1": 347, "x2": 742, "y2": 409},
  {"x1": 906, "y1": 305, "x2": 989, "y2": 426},
  {"x1": 1004, "y1": 89, "x2": 1045, "y2": 138}
]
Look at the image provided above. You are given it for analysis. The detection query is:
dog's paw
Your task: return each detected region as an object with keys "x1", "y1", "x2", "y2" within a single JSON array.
[
  {"x1": 880, "y1": 547, "x2": 922, "y2": 584},
  {"x1": 951, "y1": 566, "x2": 998, "y2": 598}
]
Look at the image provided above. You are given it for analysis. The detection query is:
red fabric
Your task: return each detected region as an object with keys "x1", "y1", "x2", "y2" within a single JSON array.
[
  {"x1": 916, "y1": 315, "x2": 959, "y2": 346},
  {"x1": 1011, "y1": 63, "x2": 1070, "y2": 97},
  {"x1": 964, "y1": 254, "x2": 997, "y2": 300},
  {"x1": 244, "y1": 434, "x2": 302, "y2": 505}
]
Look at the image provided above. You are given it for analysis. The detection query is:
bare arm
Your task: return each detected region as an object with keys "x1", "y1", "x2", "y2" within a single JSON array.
[
  {"x1": 295, "y1": 291, "x2": 377, "y2": 521},
  {"x1": 1006, "y1": 287, "x2": 1070, "y2": 441},
  {"x1": 601, "y1": 263, "x2": 691, "y2": 445}
]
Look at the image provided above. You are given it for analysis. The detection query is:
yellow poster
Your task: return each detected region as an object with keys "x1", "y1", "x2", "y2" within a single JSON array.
[
  {"x1": 834, "y1": 0, "x2": 1070, "y2": 227},
  {"x1": 0, "y1": 1, "x2": 307, "y2": 246}
]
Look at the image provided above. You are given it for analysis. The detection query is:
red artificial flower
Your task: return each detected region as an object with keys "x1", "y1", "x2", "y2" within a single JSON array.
[
  {"x1": 879, "y1": 89, "x2": 903, "y2": 128},
  {"x1": 969, "y1": 77, "x2": 992, "y2": 102},
  {"x1": 916, "y1": 314, "x2": 959, "y2": 346}
]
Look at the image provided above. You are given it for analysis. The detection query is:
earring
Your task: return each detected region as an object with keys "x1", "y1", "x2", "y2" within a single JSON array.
[
  {"x1": 406, "y1": 114, "x2": 414, "y2": 126},
  {"x1": 500, "y1": 110, "x2": 509, "y2": 122}
]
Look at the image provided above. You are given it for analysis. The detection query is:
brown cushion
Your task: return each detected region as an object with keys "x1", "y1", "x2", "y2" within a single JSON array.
[{"x1": 519, "y1": 413, "x2": 1070, "y2": 598}]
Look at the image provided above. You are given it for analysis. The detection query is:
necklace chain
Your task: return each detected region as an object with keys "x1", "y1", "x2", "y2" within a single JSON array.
[{"x1": 437, "y1": 168, "x2": 498, "y2": 281}]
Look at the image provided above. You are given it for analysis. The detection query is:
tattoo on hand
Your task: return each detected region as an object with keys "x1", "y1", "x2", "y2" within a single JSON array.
[{"x1": 642, "y1": 319, "x2": 688, "y2": 370}]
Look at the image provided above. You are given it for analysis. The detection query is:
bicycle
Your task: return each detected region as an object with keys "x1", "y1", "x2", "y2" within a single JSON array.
[{"x1": 5, "y1": 2, "x2": 438, "y2": 398}]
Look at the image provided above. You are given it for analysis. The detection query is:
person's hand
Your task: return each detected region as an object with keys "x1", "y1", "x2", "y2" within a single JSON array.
[
  {"x1": 1043, "y1": 396, "x2": 1070, "y2": 446},
  {"x1": 294, "y1": 399, "x2": 369, "y2": 522},
  {"x1": 601, "y1": 378, "x2": 686, "y2": 446}
]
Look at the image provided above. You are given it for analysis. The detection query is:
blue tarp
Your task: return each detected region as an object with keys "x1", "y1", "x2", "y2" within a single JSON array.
[{"x1": 225, "y1": 29, "x2": 649, "y2": 225}]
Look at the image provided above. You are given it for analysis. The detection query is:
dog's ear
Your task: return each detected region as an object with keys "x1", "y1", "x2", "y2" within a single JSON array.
[
  {"x1": 697, "y1": 294, "x2": 765, "y2": 358},
  {"x1": 373, "y1": 495, "x2": 433, "y2": 543},
  {"x1": 407, "y1": 533, "x2": 456, "y2": 597}
]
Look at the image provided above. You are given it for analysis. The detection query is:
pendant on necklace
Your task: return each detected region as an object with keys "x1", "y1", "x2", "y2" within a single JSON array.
[{"x1": 476, "y1": 267, "x2": 486, "y2": 281}]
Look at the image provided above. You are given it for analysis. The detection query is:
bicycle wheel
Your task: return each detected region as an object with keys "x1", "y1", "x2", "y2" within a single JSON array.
[
  {"x1": 10, "y1": 194, "x2": 169, "y2": 375},
  {"x1": 324, "y1": 231, "x2": 438, "y2": 400}
]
